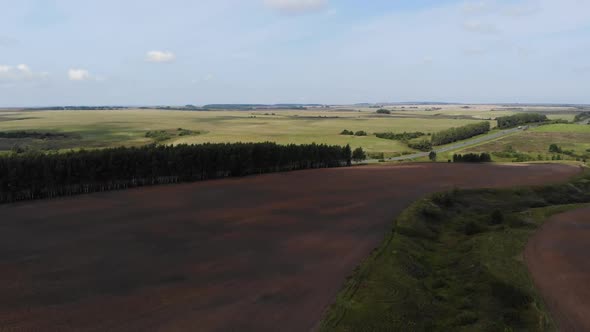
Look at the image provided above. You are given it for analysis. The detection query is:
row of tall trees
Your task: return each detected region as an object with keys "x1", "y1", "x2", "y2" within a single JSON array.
[
  {"x1": 496, "y1": 113, "x2": 548, "y2": 129},
  {"x1": 374, "y1": 132, "x2": 425, "y2": 141},
  {"x1": 0, "y1": 142, "x2": 352, "y2": 204},
  {"x1": 453, "y1": 153, "x2": 492, "y2": 163},
  {"x1": 0, "y1": 131, "x2": 72, "y2": 139},
  {"x1": 431, "y1": 122, "x2": 491, "y2": 146}
]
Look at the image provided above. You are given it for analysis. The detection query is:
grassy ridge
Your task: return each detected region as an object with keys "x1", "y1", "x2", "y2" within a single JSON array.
[{"x1": 320, "y1": 171, "x2": 590, "y2": 331}]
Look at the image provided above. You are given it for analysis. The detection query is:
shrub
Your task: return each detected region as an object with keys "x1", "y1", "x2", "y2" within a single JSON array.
[
  {"x1": 368, "y1": 152, "x2": 385, "y2": 159},
  {"x1": 408, "y1": 140, "x2": 433, "y2": 152},
  {"x1": 376, "y1": 109, "x2": 391, "y2": 114},
  {"x1": 429, "y1": 151, "x2": 437, "y2": 162},
  {"x1": 340, "y1": 129, "x2": 354, "y2": 135},
  {"x1": 354, "y1": 131, "x2": 368, "y2": 136},
  {"x1": 549, "y1": 144, "x2": 562, "y2": 153}
]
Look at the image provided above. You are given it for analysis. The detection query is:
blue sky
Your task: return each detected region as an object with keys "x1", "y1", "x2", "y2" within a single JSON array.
[{"x1": 1, "y1": 0, "x2": 589, "y2": 106}]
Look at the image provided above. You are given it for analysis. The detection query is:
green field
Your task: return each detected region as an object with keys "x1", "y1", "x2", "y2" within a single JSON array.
[
  {"x1": 0, "y1": 106, "x2": 585, "y2": 158},
  {"x1": 320, "y1": 173, "x2": 590, "y2": 331},
  {"x1": 456, "y1": 124, "x2": 590, "y2": 162},
  {"x1": 0, "y1": 108, "x2": 492, "y2": 155}
]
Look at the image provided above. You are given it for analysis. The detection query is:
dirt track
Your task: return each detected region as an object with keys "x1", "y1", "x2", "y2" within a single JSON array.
[
  {"x1": 525, "y1": 206, "x2": 590, "y2": 332},
  {"x1": 0, "y1": 163, "x2": 580, "y2": 332}
]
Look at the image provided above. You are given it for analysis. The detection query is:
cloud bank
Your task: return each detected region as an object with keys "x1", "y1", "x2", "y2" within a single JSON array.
[
  {"x1": 0, "y1": 64, "x2": 48, "y2": 81},
  {"x1": 146, "y1": 50, "x2": 176, "y2": 63},
  {"x1": 68, "y1": 69, "x2": 91, "y2": 81}
]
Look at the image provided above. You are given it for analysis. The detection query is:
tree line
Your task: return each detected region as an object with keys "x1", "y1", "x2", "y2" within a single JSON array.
[
  {"x1": 0, "y1": 142, "x2": 352, "y2": 204},
  {"x1": 431, "y1": 122, "x2": 491, "y2": 146},
  {"x1": 340, "y1": 130, "x2": 367, "y2": 136},
  {"x1": 0, "y1": 131, "x2": 73, "y2": 139},
  {"x1": 496, "y1": 113, "x2": 547, "y2": 129},
  {"x1": 452, "y1": 153, "x2": 492, "y2": 163},
  {"x1": 374, "y1": 132, "x2": 425, "y2": 141}
]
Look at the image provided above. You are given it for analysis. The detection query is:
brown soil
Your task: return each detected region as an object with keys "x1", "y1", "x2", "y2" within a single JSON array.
[
  {"x1": 0, "y1": 163, "x2": 580, "y2": 332},
  {"x1": 525, "y1": 205, "x2": 590, "y2": 332}
]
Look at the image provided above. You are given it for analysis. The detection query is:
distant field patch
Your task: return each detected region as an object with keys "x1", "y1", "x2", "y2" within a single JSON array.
[{"x1": 533, "y1": 124, "x2": 590, "y2": 134}]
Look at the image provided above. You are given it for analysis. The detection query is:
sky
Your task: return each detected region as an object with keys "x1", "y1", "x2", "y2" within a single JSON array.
[{"x1": 1, "y1": 0, "x2": 589, "y2": 106}]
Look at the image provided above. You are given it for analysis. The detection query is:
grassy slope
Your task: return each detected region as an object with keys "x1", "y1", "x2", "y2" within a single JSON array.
[
  {"x1": 451, "y1": 124, "x2": 590, "y2": 162},
  {"x1": 320, "y1": 171, "x2": 590, "y2": 332}
]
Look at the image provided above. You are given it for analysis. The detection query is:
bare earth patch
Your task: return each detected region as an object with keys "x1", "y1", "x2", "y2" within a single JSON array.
[
  {"x1": 0, "y1": 163, "x2": 580, "y2": 332},
  {"x1": 525, "y1": 206, "x2": 590, "y2": 332}
]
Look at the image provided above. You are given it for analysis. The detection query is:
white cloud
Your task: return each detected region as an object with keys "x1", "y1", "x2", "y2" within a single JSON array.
[
  {"x1": 17, "y1": 64, "x2": 32, "y2": 75},
  {"x1": 146, "y1": 50, "x2": 176, "y2": 63},
  {"x1": 68, "y1": 68, "x2": 91, "y2": 81},
  {"x1": 264, "y1": 0, "x2": 328, "y2": 14},
  {"x1": 0, "y1": 64, "x2": 48, "y2": 81}
]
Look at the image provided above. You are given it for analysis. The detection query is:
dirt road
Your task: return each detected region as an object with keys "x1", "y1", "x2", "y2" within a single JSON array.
[
  {"x1": 525, "y1": 205, "x2": 590, "y2": 332},
  {"x1": 0, "y1": 163, "x2": 580, "y2": 332}
]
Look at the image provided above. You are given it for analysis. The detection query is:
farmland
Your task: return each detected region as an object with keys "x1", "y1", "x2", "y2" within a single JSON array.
[
  {"x1": 1, "y1": 104, "x2": 589, "y2": 332},
  {"x1": 0, "y1": 163, "x2": 580, "y2": 332},
  {"x1": 0, "y1": 105, "x2": 582, "y2": 157}
]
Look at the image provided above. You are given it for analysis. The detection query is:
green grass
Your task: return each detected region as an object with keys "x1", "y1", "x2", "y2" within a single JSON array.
[
  {"x1": 0, "y1": 108, "x2": 584, "y2": 157},
  {"x1": 0, "y1": 109, "x2": 490, "y2": 155},
  {"x1": 453, "y1": 124, "x2": 590, "y2": 162},
  {"x1": 532, "y1": 123, "x2": 590, "y2": 134},
  {"x1": 320, "y1": 173, "x2": 590, "y2": 331}
]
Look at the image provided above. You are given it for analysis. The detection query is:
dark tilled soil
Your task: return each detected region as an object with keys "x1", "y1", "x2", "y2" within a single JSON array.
[
  {"x1": 525, "y1": 205, "x2": 590, "y2": 332},
  {"x1": 0, "y1": 163, "x2": 580, "y2": 332}
]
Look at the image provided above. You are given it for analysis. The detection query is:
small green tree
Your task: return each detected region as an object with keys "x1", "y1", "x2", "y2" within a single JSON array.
[
  {"x1": 549, "y1": 144, "x2": 562, "y2": 153},
  {"x1": 340, "y1": 129, "x2": 353, "y2": 135},
  {"x1": 429, "y1": 151, "x2": 437, "y2": 162},
  {"x1": 354, "y1": 130, "x2": 368, "y2": 136},
  {"x1": 343, "y1": 144, "x2": 352, "y2": 166},
  {"x1": 352, "y1": 147, "x2": 367, "y2": 162}
]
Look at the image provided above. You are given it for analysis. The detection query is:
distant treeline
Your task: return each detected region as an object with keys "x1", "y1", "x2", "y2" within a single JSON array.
[
  {"x1": 0, "y1": 131, "x2": 73, "y2": 139},
  {"x1": 496, "y1": 113, "x2": 548, "y2": 129},
  {"x1": 202, "y1": 104, "x2": 319, "y2": 110},
  {"x1": 431, "y1": 122, "x2": 490, "y2": 146},
  {"x1": 28, "y1": 106, "x2": 128, "y2": 111},
  {"x1": 453, "y1": 153, "x2": 492, "y2": 163},
  {"x1": 375, "y1": 132, "x2": 425, "y2": 141},
  {"x1": 0, "y1": 142, "x2": 351, "y2": 204}
]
